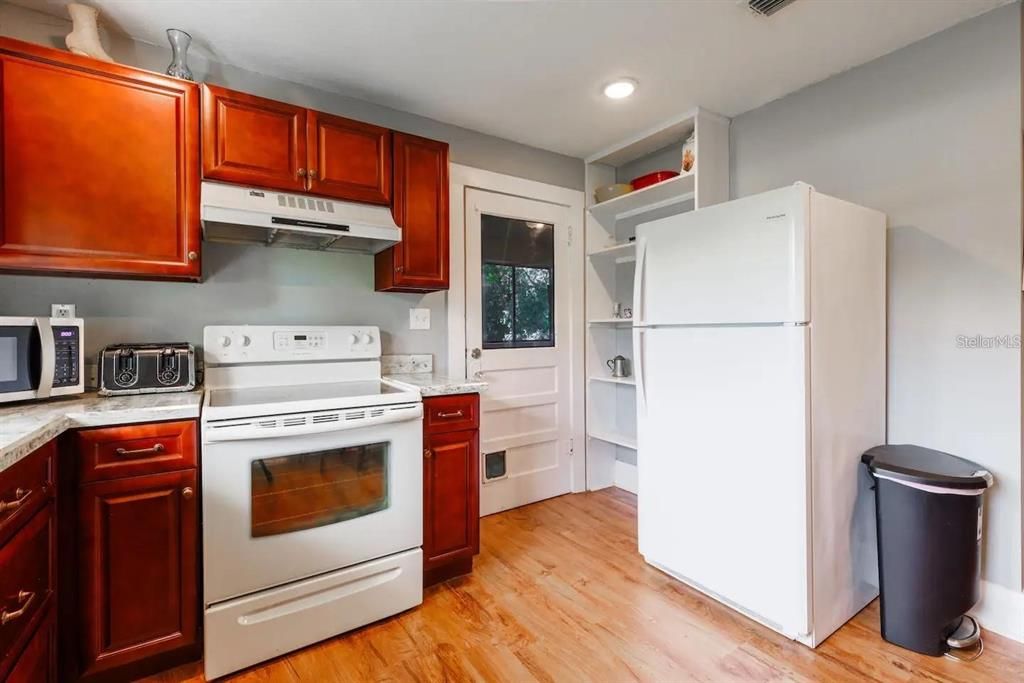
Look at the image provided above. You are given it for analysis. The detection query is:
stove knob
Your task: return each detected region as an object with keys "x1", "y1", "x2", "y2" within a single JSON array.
[
  {"x1": 219, "y1": 336, "x2": 231, "y2": 348},
  {"x1": 360, "y1": 333, "x2": 373, "y2": 345},
  {"x1": 348, "y1": 333, "x2": 359, "y2": 345},
  {"x1": 240, "y1": 335, "x2": 252, "y2": 347}
]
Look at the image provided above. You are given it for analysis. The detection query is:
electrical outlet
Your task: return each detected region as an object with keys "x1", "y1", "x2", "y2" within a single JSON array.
[
  {"x1": 51, "y1": 304, "x2": 76, "y2": 318},
  {"x1": 409, "y1": 308, "x2": 430, "y2": 330}
]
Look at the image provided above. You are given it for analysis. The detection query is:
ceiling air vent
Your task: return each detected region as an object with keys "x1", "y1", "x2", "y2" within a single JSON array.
[{"x1": 748, "y1": 0, "x2": 797, "y2": 17}]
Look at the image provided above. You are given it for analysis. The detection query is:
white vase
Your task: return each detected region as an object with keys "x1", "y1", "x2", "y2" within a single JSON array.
[{"x1": 65, "y1": 3, "x2": 113, "y2": 62}]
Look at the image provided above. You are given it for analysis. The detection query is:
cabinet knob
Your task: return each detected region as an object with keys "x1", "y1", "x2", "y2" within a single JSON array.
[
  {"x1": 423, "y1": 448, "x2": 432, "y2": 459},
  {"x1": 309, "y1": 169, "x2": 318, "y2": 179},
  {"x1": 297, "y1": 168, "x2": 307, "y2": 178},
  {"x1": 187, "y1": 251, "x2": 198, "y2": 262},
  {"x1": 396, "y1": 266, "x2": 403, "y2": 273},
  {"x1": 182, "y1": 486, "x2": 194, "y2": 500}
]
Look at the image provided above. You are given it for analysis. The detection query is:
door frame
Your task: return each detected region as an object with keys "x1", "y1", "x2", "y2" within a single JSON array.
[{"x1": 448, "y1": 164, "x2": 586, "y2": 494}]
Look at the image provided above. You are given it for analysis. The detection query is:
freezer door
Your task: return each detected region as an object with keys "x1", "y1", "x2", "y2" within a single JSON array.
[
  {"x1": 635, "y1": 325, "x2": 810, "y2": 638},
  {"x1": 634, "y1": 185, "x2": 809, "y2": 325}
]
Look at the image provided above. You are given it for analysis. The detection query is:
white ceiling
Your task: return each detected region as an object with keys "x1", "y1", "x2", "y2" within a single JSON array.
[{"x1": 15, "y1": 0, "x2": 1010, "y2": 158}]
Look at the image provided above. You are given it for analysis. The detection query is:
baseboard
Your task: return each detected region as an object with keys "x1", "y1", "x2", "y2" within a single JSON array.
[
  {"x1": 613, "y1": 460, "x2": 638, "y2": 494},
  {"x1": 969, "y1": 580, "x2": 1024, "y2": 643}
]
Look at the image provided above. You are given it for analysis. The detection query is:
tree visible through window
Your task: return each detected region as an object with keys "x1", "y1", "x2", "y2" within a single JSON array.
[{"x1": 481, "y1": 215, "x2": 554, "y2": 349}]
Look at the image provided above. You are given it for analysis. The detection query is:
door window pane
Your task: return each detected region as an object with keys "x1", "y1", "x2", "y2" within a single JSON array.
[
  {"x1": 250, "y1": 443, "x2": 388, "y2": 538},
  {"x1": 481, "y1": 214, "x2": 554, "y2": 349}
]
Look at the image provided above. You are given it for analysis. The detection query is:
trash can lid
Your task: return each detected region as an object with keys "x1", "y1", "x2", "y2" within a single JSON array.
[{"x1": 861, "y1": 444, "x2": 993, "y2": 491}]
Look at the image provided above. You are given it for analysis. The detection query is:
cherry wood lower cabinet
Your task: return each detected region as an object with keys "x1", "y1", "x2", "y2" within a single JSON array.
[
  {"x1": 422, "y1": 393, "x2": 480, "y2": 587},
  {"x1": 376, "y1": 133, "x2": 450, "y2": 292},
  {"x1": 0, "y1": 441, "x2": 57, "y2": 682},
  {"x1": 0, "y1": 38, "x2": 201, "y2": 281},
  {"x1": 69, "y1": 421, "x2": 200, "y2": 682}
]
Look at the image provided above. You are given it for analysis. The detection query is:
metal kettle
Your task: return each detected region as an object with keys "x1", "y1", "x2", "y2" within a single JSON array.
[{"x1": 606, "y1": 355, "x2": 630, "y2": 378}]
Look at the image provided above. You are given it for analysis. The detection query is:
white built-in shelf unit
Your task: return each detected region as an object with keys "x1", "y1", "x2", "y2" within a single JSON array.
[{"x1": 584, "y1": 107, "x2": 730, "y2": 491}]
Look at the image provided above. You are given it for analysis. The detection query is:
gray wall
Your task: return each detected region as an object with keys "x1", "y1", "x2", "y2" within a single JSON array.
[
  {"x1": 732, "y1": 4, "x2": 1022, "y2": 592},
  {"x1": 0, "y1": 2, "x2": 584, "y2": 371}
]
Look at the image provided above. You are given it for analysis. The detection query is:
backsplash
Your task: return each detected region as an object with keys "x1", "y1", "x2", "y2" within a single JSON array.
[
  {"x1": 0, "y1": 242, "x2": 448, "y2": 371},
  {"x1": 381, "y1": 355, "x2": 433, "y2": 374}
]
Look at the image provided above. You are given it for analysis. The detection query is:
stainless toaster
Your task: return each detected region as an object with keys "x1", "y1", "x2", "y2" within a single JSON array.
[{"x1": 99, "y1": 343, "x2": 196, "y2": 396}]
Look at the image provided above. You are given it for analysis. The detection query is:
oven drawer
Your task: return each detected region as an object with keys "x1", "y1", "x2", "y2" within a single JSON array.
[
  {"x1": 75, "y1": 420, "x2": 197, "y2": 483},
  {"x1": 0, "y1": 503, "x2": 54, "y2": 670},
  {"x1": 0, "y1": 442, "x2": 54, "y2": 547},
  {"x1": 424, "y1": 394, "x2": 479, "y2": 434},
  {"x1": 204, "y1": 548, "x2": 422, "y2": 680}
]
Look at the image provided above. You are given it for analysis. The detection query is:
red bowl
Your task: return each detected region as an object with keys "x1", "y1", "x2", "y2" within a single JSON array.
[{"x1": 630, "y1": 170, "x2": 680, "y2": 191}]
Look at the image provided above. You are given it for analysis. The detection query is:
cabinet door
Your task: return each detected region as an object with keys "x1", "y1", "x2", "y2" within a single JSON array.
[
  {"x1": 375, "y1": 133, "x2": 449, "y2": 292},
  {"x1": 202, "y1": 83, "x2": 307, "y2": 192},
  {"x1": 0, "y1": 39, "x2": 200, "y2": 280},
  {"x1": 77, "y1": 470, "x2": 198, "y2": 679},
  {"x1": 423, "y1": 429, "x2": 479, "y2": 574},
  {"x1": 307, "y1": 111, "x2": 391, "y2": 204}
]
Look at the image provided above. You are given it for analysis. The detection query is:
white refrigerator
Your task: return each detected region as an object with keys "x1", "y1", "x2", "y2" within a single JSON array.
[{"x1": 632, "y1": 183, "x2": 886, "y2": 647}]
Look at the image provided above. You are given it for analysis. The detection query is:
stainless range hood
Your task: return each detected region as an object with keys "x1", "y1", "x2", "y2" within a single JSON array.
[{"x1": 201, "y1": 182, "x2": 401, "y2": 254}]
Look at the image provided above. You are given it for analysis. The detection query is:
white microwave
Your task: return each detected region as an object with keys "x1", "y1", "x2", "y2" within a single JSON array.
[{"x1": 0, "y1": 317, "x2": 85, "y2": 403}]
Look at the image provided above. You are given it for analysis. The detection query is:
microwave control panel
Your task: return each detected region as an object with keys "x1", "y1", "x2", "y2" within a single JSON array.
[{"x1": 52, "y1": 325, "x2": 80, "y2": 387}]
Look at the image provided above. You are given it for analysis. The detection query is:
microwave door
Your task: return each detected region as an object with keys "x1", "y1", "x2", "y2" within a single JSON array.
[{"x1": 0, "y1": 320, "x2": 52, "y2": 399}]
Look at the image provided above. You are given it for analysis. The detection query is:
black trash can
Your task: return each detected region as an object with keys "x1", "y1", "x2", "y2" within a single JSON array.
[{"x1": 861, "y1": 444, "x2": 994, "y2": 657}]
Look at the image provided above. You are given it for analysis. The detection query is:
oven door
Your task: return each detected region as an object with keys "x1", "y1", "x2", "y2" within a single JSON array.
[{"x1": 202, "y1": 403, "x2": 423, "y2": 604}]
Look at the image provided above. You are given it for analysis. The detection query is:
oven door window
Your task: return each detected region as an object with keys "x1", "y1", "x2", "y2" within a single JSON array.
[{"x1": 250, "y1": 442, "x2": 389, "y2": 538}]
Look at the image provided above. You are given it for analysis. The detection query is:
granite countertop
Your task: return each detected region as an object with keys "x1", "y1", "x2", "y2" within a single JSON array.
[
  {"x1": 384, "y1": 373, "x2": 488, "y2": 397},
  {"x1": 0, "y1": 391, "x2": 203, "y2": 474}
]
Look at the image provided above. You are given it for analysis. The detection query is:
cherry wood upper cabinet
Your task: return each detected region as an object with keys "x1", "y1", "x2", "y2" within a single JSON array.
[
  {"x1": 308, "y1": 111, "x2": 391, "y2": 204},
  {"x1": 375, "y1": 132, "x2": 450, "y2": 292},
  {"x1": 201, "y1": 83, "x2": 307, "y2": 193},
  {"x1": 0, "y1": 38, "x2": 200, "y2": 280},
  {"x1": 77, "y1": 469, "x2": 198, "y2": 680}
]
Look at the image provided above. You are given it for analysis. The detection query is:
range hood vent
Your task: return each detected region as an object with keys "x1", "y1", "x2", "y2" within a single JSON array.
[
  {"x1": 748, "y1": 0, "x2": 797, "y2": 17},
  {"x1": 201, "y1": 182, "x2": 401, "y2": 254}
]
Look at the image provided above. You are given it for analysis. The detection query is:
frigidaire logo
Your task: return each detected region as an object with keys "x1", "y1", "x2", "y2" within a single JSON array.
[{"x1": 766, "y1": 213, "x2": 787, "y2": 220}]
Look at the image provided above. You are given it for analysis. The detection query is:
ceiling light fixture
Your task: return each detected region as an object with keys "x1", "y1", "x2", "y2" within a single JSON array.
[{"x1": 603, "y1": 78, "x2": 637, "y2": 100}]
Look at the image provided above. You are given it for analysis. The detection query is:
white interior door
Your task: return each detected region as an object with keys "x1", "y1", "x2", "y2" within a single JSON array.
[{"x1": 465, "y1": 188, "x2": 573, "y2": 516}]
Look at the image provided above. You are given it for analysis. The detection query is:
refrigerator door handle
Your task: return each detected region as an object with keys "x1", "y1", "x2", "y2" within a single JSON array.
[
  {"x1": 634, "y1": 328, "x2": 647, "y2": 415},
  {"x1": 632, "y1": 237, "x2": 647, "y2": 325}
]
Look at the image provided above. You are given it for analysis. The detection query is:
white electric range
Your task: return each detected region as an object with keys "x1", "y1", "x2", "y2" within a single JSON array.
[{"x1": 200, "y1": 325, "x2": 423, "y2": 680}]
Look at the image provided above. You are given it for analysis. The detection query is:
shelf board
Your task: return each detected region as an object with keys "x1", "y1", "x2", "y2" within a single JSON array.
[
  {"x1": 588, "y1": 431, "x2": 637, "y2": 450},
  {"x1": 588, "y1": 318, "x2": 633, "y2": 327},
  {"x1": 589, "y1": 375, "x2": 636, "y2": 386},
  {"x1": 587, "y1": 241, "x2": 636, "y2": 264},
  {"x1": 589, "y1": 172, "x2": 695, "y2": 224}
]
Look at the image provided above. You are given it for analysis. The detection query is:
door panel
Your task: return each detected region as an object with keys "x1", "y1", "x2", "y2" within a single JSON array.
[
  {"x1": 308, "y1": 111, "x2": 391, "y2": 204},
  {"x1": 78, "y1": 470, "x2": 198, "y2": 677},
  {"x1": 376, "y1": 133, "x2": 449, "y2": 291},
  {"x1": 636, "y1": 325, "x2": 809, "y2": 634},
  {"x1": 201, "y1": 83, "x2": 307, "y2": 192},
  {"x1": 0, "y1": 47, "x2": 200, "y2": 279},
  {"x1": 465, "y1": 190, "x2": 572, "y2": 515},
  {"x1": 636, "y1": 184, "x2": 808, "y2": 325},
  {"x1": 423, "y1": 429, "x2": 479, "y2": 569}
]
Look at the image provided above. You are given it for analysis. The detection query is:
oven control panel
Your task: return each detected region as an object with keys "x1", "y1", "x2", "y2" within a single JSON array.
[
  {"x1": 273, "y1": 330, "x2": 327, "y2": 351},
  {"x1": 203, "y1": 325, "x2": 380, "y2": 365}
]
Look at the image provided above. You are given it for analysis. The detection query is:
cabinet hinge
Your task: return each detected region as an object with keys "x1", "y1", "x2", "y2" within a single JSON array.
[
  {"x1": 569, "y1": 437, "x2": 574, "y2": 457},
  {"x1": 568, "y1": 225, "x2": 574, "y2": 247}
]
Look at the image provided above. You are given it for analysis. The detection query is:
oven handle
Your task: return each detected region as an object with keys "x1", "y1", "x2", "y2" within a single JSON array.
[{"x1": 203, "y1": 403, "x2": 423, "y2": 442}]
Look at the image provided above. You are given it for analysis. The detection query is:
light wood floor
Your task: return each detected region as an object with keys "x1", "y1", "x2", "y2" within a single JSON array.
[{"x1": 147, "y1": 488, "x2": 1024, "y2": 682}]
